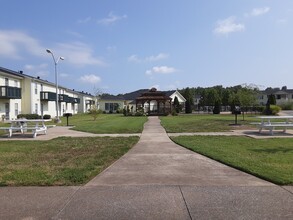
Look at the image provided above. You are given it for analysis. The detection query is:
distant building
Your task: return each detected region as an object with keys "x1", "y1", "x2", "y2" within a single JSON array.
[
  {"x1": 0, "y1": 66, "x2": 95, "y2": 120},
  {"x1": 99, "y1": 88, "x2": 186, "y2": 114},
  {"x1": 257, "y1": 86, "x2": 293, "y2": 106}
]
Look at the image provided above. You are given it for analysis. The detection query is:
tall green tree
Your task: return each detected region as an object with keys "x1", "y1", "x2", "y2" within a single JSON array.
[
  {"x1": 183, "y1": 87, "x2": 193, "y2": 114},
  {"x1": 173, "y1": 96, "x2": 181, "y2": 113}
]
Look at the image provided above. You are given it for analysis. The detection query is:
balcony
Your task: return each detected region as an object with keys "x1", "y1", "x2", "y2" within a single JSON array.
[
  {"x1": 0, "y1": 86, "x2": 21, "y2": 99},
  {"x1": 40, "y1": 91, "x2": 56, "y2": 101},
  {"x1": 68, "y1": 97, "x2": 80, "y2": 104},
  {"x1": 86, "y1": 100, "x2": 95, "y2": 105},
  {"x1": 59, "y1": 94, "x2": 70, "y2": 102}
]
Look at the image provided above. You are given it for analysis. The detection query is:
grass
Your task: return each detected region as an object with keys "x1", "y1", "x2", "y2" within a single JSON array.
[
  {"x1": 171, "y1": 135, "x2": 293, "y2": 185},
  {"x1": 160, "y1": 114, "x2": 261, "y2": 132},
  {"x1": 0, "y1": 136, "x2": 139, "y2": 186},
  {"x1": 59, "y1": 113, "x2": 148, "y2": 134}
]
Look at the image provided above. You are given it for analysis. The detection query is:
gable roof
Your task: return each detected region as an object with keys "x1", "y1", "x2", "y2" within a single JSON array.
[{"x1": 99, "y1": 89, "x2": 185, "y2": 102}]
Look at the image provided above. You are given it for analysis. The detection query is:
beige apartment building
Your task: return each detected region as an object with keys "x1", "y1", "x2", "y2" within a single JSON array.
[{"x1": 0, "y1": 66, "x2": 95, "y2": 120}]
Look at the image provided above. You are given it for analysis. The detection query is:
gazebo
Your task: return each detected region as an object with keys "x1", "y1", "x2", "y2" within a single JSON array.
[{"x1": 135, "y1": 88, "x2": 172, "y2": 115}]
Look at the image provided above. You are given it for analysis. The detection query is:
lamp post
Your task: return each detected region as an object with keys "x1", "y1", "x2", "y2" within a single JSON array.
[{"x1": 46, "y1": 49, "x2": 64, "y2": 123}]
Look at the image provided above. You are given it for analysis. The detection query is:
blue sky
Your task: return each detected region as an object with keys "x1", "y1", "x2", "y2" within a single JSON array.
[{"x1": 1, "y1": 0, "x2": 293, "y2": 94}]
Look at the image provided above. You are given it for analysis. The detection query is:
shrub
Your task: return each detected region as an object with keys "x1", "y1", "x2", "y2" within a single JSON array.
[
  {"x1": 263, "y1": 105, "x2": 281, "y2": 115},
  {"x1": 279, "y1": 102, "x2": 293, "y2": 110},
  {"x1": 213, "y1": 101, "x2": 221, "y2": 114},
  {"x1": 135, "y1": 112, "x2": 144, "y2": 116},
  {"x1": 43, "y1": 114, "x2": 51, "y2": 119},
  {"x1": 171, "y1": 109, "x2": 178, "y2": 116},
  {"x1": 88, "y1": 107, "x2": 103, "y2": 120},
  {"x1": 17, "y1": 114, "x2": 41, "y2": 119},
  {"x1": 270, "y1": 105, "x2": 281, "y2": 115},
  {"x1": 123, "y1": 108, "x2": 127, "y2": 116}
]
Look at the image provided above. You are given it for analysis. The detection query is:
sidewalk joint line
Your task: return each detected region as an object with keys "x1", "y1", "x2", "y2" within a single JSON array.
[
  {"x1": 52, "y1": 186, "x2": 82, "y2": 219},
  {"x1": 279, "y1": 186, "x2": 293, "y2": 196},
  {"x1": 179, "y1": 186, "x2": 193, "y2": 220}
]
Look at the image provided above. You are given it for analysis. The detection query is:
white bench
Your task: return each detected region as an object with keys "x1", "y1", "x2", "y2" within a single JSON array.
[
  {"x1": 260, "y1": 123, "x2": 293, "y2": 135},
  {"x1": 0, "y1": 127, "x2": 24, "y2": 137},
  {"x1": 252, "y1": 116, "x2": 293, "y2": 135},
  {"x1": 0, "y1": 119, "x2": 50, "y2": 138},
  {"x1": 0, "y1": 126, "x2": 47, "y2": 138}
]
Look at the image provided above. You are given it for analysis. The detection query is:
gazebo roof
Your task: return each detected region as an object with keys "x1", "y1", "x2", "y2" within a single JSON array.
[{"x1": 136, "y1": 88, "x2": 172, "y2": 101}]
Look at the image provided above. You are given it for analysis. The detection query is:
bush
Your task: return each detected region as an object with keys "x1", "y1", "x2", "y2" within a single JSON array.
[
  {"x1": 213, "y1": 101, "x2": 221, "y2": 114},
  {"x1": 88, "y1": 107, "x2": 103, "y2": 120},
  {"x1": 17, "y1": 114, "x2": 41, "y2": 119},
  {"x1": 43, "y1": 114, "x2": 51, "y2": 119},
  {"x1": 134, "y1": 112, "x2": 144, "y2": 116},
  {"x1": 263, "y1": 105, "x2": 281, "y2": 115},
  {"x1": 279, "y1": 102, "x2": 293, "y2": 110},
  {"x1": 270, "y1": 105, "x2": 281, "y2": 115},
  {"x1": 171, "y1": 109, "x2": 178, "y2": 116}
]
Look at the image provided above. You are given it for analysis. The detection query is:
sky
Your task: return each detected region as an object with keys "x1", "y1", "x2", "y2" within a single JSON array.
[{"x1": 1, "y1": 0, "x2": 293, "y2": 95}]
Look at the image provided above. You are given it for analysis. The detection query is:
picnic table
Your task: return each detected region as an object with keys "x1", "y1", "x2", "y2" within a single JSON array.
[
  {"x1": 0, "y1": 118, "x2": 51, "y2": 138},
  {"x1": 252, "y1": 116, "x2": 293, "y2": 135}
]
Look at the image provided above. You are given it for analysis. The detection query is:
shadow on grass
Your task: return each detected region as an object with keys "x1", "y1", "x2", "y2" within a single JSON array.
[{"x1": 250, "y1": 147, "x2": 293, "y2": 154}]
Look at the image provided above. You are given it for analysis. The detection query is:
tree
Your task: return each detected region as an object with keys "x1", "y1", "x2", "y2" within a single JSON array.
[
  {"x1": 173, "y1": 96, "x2": 180, "y2": 113},
  {"x1": 183, "y1": 87, "x2": 193, "y2": 114},
  {"x1": 237, "y1": 87, "x2": 257, "y2": 120},
  {"x1": 265, "y1": 94, "x2": 276, "y2": 115},
  {"x1": 88, "y1": 105, "x2": 102, "y2": 121}
]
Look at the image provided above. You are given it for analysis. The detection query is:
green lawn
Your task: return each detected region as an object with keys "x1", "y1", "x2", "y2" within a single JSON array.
[
  {"x1": 59, "y1": 113, "x2": 148, "y2": 134},
  {"x1": 0, "y1": 136, "x2": 139, "y2": 186},
  {"x1": 160, "y1": 114, "x2": 260, "y2": 132},
  {"x1": 172, "y1": 136, "x2": 293, "y2": 185}
]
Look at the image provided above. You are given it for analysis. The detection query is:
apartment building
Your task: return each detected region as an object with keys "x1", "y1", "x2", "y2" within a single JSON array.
[
  {"x1": 0, "y1": 66, "x2": 95, "y2": 120},
  {"x1": 257, "y1": 86, "x2": 293, "y2": 106}
]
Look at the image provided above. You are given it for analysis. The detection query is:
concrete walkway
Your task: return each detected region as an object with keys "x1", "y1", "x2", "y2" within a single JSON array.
[{"x1": 0, "y1": 116, "x2": 292, "y2": 219}]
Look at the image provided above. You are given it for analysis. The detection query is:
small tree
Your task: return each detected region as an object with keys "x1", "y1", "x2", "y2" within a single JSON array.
[
  {"x1": 173, "y1": 96, "x2": 180, "y2": 113},
  {"x1": 213, "y1": 100, "x2": 221, "y2": 114},
  {"x1": 265, "y1": 94, "x2": 276, "y2": 115},
  {"x1": 88, "y1": 106, "x2": 102, "y2": 121}
]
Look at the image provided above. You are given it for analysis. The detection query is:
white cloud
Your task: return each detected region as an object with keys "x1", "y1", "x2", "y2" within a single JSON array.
[
  {"x1": 249, "y1": 7, "x2": 270, "y2": 17},
  {"x1": 145, "y1": 53, "x2": 169, "y2": 62},
  {"x1": 57, "y1": 42, "x2": 106, "y2": 66},
  {"x1": 24, "y1": 63, "x2": 49, "y2": 77},
  {"x1": 145, "y1": 66, "x2": 177, "y2": 75},
  {"x1": 276, "y1": 19, "x2": 287, "y2": 24},
  {"x1": 0, "y1": 30, "x2": 44, "y2": 59},
  {"x1": 66, "y1": 30, "x2": 84, "y2": 38},
  {"x1": 79, "y1": 74, "x2": 101, "y2": 84},
  {"x1": 128, "y1": 53, "x2": 169, "y2": 63},
  {"x1": 128, "y1": 54, "x2": 141, "y2": 63},
  {"x1": 59, "y1": 73, "x2": 69, "y2": 78},
  {"x1": 98, "y1": 12, "x2": 127, "y2": 25},
  {"x1": 77, "y1": 17, "x2": 92, "y2": 24},
  {"x1": 214, "y1": 16, "x2": 245, "y2": 35}
]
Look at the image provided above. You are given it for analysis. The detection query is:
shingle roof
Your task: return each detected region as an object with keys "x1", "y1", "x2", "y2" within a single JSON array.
[{"x1": 100, "y1": 89, "x2": 177, "y2": 101}]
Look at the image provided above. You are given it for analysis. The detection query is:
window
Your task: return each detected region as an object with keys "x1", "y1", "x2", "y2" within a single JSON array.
[
  {"x1": 41, "y1": 103, "x2": 44, "y2": 116},
  {"x1": 5, "y1": 78, "x2": 9, "y2": 86},
  {"x1": 105, "y1": 103, "x2": 119, "y2": 112},
  {"x1": 15, "y1": 103, "x2": 19, "y2": 117},
  {"x1": 35, "y1": 103, "x2": 38, "y2": 114},
  {"x1": 277, "y1": 95, "x2": 281, "y2": 100},
  {"x1": 35, "y1": 83, "x2": 38, "y2": 95}
]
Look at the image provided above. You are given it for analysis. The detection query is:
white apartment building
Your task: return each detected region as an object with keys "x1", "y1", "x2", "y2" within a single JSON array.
[{"x1": 0, "y1": 67, "x2": 95, "y2": 120}]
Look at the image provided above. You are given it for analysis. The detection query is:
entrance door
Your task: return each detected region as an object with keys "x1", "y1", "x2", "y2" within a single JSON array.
[{"x1": 5, "y1": 103, "x2": 9, "y2": 120}]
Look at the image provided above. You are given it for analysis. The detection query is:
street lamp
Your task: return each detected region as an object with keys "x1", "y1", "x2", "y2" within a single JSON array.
[{"x1": 46, "y1": 49, "x2": 65, "y2": 123}]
